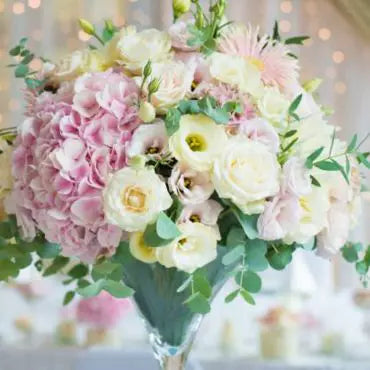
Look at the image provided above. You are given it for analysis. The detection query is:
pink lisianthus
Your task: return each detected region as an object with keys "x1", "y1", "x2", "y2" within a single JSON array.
[
  {"x1": 281, "y1": 157, "x2": 312, "y2": 197},
  {"x1": 168, "y1": 21, "x2": 198, "y2": 52},
  {"x1": 76, "y1": 291, "x2": 132, "y2": 329},
  {"x1": 11, "y1": 69, "x2": 140, "y2": 262},
  {"x1": 217, "y1": 24, "x2": 299, "y2": 89}
]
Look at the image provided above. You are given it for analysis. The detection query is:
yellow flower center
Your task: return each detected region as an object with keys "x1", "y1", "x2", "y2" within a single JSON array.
[
  {"x1": 177, "y1": 237, "x2": 195, "y2": 252},
  {"x1": 146, "y1": 146, "x2": 160, "y2": 154},
  {"x1": 299, "y1": 197, "x2": 311, "y2": 213},
  {"x1": 121, "y1": 186, "x2": 147, "y2": 213},
  {"x1": 247, "y1": 57, "x2": 265, "y2": 72},
  {"x1": 183, "y1": 177, "x2": 192, "y2": 189},
  {"x1": 186, "y1": 134, "x2": 207, "y2": 152}
]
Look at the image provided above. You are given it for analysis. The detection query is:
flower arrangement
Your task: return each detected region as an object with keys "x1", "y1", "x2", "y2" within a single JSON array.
[{"x1": 0, "y1": 0, "x2": 369, "y2": 368}]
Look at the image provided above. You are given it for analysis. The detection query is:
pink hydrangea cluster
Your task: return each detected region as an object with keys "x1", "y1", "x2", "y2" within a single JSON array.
[
  {"x1": 11, "y1": 69, "x2": 140, "y2": 262},
  {"x1": 76, "y1": 291, "x2": 131, "y2": 329}
]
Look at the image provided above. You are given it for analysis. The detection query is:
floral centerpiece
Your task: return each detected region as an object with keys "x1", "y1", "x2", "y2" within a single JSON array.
[{"x1": 0, "y1": 0, "x2": 369, "y2": 368}]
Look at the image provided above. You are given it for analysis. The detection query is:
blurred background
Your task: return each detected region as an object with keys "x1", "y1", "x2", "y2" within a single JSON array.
[{"x1": 0, "y1": 0, "x2": 369, "y2": 369}]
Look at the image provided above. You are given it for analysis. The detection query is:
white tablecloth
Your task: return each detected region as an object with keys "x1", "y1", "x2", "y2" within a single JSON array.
[{"x1": 0, "y1": 348, "x2": 369, "y2": 370}]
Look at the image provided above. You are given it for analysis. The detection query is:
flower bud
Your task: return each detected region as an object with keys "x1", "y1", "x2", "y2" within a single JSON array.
[
  {"x1": 104, "y1": 19, "x2": 114, "y2": 33},
  {"x1": 173, "y1": 0, "x2": 191, "y2": 19},
  {"x1": 303, "y1": 78, "x2": 323, "y2": 93},
  {"x1": 148, "y1": 78, "x2": 160, "y2": 96},
  {"x1": 129, "y1": 155, "x2": 147, "y2": 169},
  {"x1": 139, "y1": 101, "x2": 156, "y2": 123},
  {"x1": 78, "y1": 18, "x2": 95, "y2": 36},
  {"x1": 143, "y1": 60, "x2": 152, "y2": 79}
]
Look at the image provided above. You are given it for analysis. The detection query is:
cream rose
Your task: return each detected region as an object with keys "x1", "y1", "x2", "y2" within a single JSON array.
[
  {"x1": 144, "y1": 60, "x2": 195, "y2": 113},
  {"x1": 209, "y1": 52, "x2": 262, "y2": 97},
  {"x1": 103, "y1": 167, "x2": 173, "y2": 232},
  {"x1": 117, "y1": 28, "x2": 172, "y2": 74},
  {"x1": 54, "y1": 49, "x2": 106, "y2": 81},
  {"x1": 257, "y1": 87, "x2": 290, "y2": 129},
  {"x1": 129, "y1": 232, "x2": 157, "y2": 263},
  {"x1": 213, "y1": 136, "x2": 281, "y2": 214},
  {"x1": 0, "y1": 139, "x2": 13, "y2": 200},
  {"x1": 169, "y1": 114, "x2": 228, "y2": 172},
  {"x1": 156, "y1": 222, "x2": 219, "y2": 273}
]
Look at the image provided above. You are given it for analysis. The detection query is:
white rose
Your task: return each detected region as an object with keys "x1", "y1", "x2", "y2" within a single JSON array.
[
  {"x1": 169, "y1": 114, "x2": 228, "y2": 172},
  {"x1": 284, "y1": 187, "x2": 330, "y2": 245},
  {"x1": 117, "y1": 28, "x2": 172, "y2": 74},
  {"x1": 55, "y1": 49, "x2": 106, "y2": 81},
  {"x1": 127, "y1": 120, "x2": 168, "y2": 159},
  {"x1": 0, "y1": 139, "x2": 13, "y2": 200},
  {"x1": 146, "y1": 60, "x2": 195, "y2": 113},
  {"x1": 281, "y1": 157, "x2": 312, "y2": 197},
  {"x1": 257, "y1": 87, "x2": 290, "y2": 129},
  {"x1": 129, "y1": 232, "x2": 157, "y2": 263},
  {"x1": 103, "y1": 167, "x2": 173, "y2": 232},
  {"x1": 213, "y1": 136, "x2": 280, "y2": 214},
  {"x1": 209, "y1": 52, "x2": 262, "y2": 97},
  {"x1": 156, "y1": 222, "x2": 219, "y2": 273}
]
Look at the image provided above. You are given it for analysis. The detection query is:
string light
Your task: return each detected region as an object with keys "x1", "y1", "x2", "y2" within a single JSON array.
[
  {"x1": 280, "y1": 1, "x2": 293, "y2": 14},
  {"x1": 325, "y1": 66, "x2": 337, "y2": 79},
  {"x1": 332, "y1": 51, "x2": 345, "y2": 64},
  {"x1": 12, "y1": 2, "x2": 25, "y2": 15},
  {"x1": 279, "y1": 20, "x2": 291, "y2": 33},
  {"x1": 28, "y1": 0, "x2": 41, "y2": 9},
  {"x1": 334, "y1": 81, "x2": 347, "y2": 94},
  {"x1": 318, "y1": 28, "x2": 331, "y2": 41},
  {"x1": 9, "y1": 99, "x2": 21, "y2": 112},
  {"x1": 0, "y1": 1, "x2": 5, "y2": 13}
]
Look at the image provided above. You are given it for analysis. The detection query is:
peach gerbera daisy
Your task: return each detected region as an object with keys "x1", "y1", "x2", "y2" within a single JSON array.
[{"x1": 217, "y1": 23, "x2": 299, "y2": 89}]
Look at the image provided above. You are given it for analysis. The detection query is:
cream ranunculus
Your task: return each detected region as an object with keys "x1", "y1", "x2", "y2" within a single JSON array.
[
  {"x1": 213, "y1": 136, "x2": 281, "y2": 214},
  {"x1": 209, "y1": 52, "x2": 262, "y2": 97},
  {"x1": 144, "y1": 60, "x2": 195, "y2": 113},
  {"x1": 54, "y1": 49, "x2": 106, "y2": 81},
  {"x1": 129, "y1": 232, "x2": 157, "y2": 263},
  {"x1": 169, "y1": 114, "x2": 228, "y2": 172},
  {"x1": 156, "y1": 222, "x2": 219, "y2": 273},
  {"x1": 257, "y1": 87, "x2": 290, "y2": 130},
  {"x1": 0, "y1": 139, "x2": 13, "y2": 200},
  {"x1": 103, "y1": 167, "x2": 173, "y2": 232},
  {"x1": 117, "y1": 28, "x2": 172, "y2": 75}
]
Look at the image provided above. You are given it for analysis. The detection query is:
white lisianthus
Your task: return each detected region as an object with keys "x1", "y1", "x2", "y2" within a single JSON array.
[
  {"x1": 55, "y1": 49, "x2": 106, "y2": 81},
  {"x1": 257, "y1": 87, "x2": 290, "y2": 129},
  {"x1": 144, "y1": 61, "x2": 195, "y2": 113},
  {"x1": 284, "y1": 187, "x2": 330, "y2": 245},
  {"x1": 156, "y1": 222, "x2": 219, "y2": 273},
  {"x1": 138, "y1": 102, "x2": 156, "y2": 123},
  {"x1": 213, "y1": 136, "x2": 280, "y2": 214},
  {"x1": 117, "y1": 28, "x2": 172, "y2": 74},
  {"x1": 178, "y1": 200, "x2": 223, "y2": 227},
  {"x1": 169, "y1": 114, "x2": 228, "y2": 172},
  {"x1": 129, "y1": 232, "x2": 157, "y2": 263},
  {"x1": 0, "y1": 139, "x2": 13, "y2": 200},
  {"x1": 127, "y1": 120, "x2": 168, "y2": 159},
  {"x1": 103, "y1": 167, "x2": 173, "y2": 232},
  {"x1": 209, "y1": 52, "x2": 262, "y2": 97}
]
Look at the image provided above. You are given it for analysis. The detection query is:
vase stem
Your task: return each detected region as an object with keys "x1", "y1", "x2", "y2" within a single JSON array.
[{"x1": 158, "y1": 352, "x2": 188, "y2": 370}]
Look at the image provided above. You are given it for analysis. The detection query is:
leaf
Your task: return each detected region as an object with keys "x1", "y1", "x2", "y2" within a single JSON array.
[
  {"x1": 284, "y1": 129, "x2": 297, "y2": 138},
  {"x1": 237, "y1": 270, "x2": 262, "y2": 293},
  {"x1": 0, "y1": 260, "x2": 19, "y2": 281},
  {"x1": 289, "y1": 94, "x2": 303, "y2": 115},
  {"x1": 283, "y1": 137, "x2": 298, "y2": 152},
  {"x1": 25, "y1": 78, "x2": 43, "y2": 90},
  {"x1": 179, "y1": 100, "x2": 200, "y2": 114},
  {"x1": 36, "y1": 242, "x2": 60, "y2": 259},
  {"x1": 43, "y1": 256, "x2": 69, "y2": 276},
  {"x1": 15, "y1": 64, "x2": 29, "y2": 78},
  {"x1": 63, "y1": 291, "x2": 75, "y2": 306},
  {"x1": 9, "y1": 46, "x2": 21, "y2": 56},
  {"x1": 68, "y1": 264, "x2": 89, "y2": 279},
  {"x1": 305, "y1": 147, "x2": 324, "y2": 168},
  {"x1": 341, "y1": 243, "x2": 362, "y2": 263},
  {"x1": 347, "y1": 134, "x2": 357, "y2": 153},
  {"x1": 357, "y1": 153, "x2": 370, "y2": 169},
  {"x1": 156, "y1": 212, "x2": 181, "y2": 240},
  {"x1": 184, "y1": 292, "x2": 211, "y2": 314},
  {"x1": 165, "y1": 108, "x2": 181, "y2": 136},
  {"x1": 267, "y1": 245, "x2": 294, "y2": 270},
  {"x1": 301, "y1": 237, "x2": 316, "y2": 251},
  {"x1": 225, "y1": 289, "x2": 239, "y2": 303},
  {"x1": 198, "y1": 96, "x2": 230, "y2": 124},
  {"x1": 143, "y1": 223, "x2": 169, "y2": 247},
  {"x1": 232, "y1": 208, "x2": 259, "y2": 240},
  {"x1": 103, "y1": 280, "x2": 134, "y2": 298},
  {"x1": 223, "y1": 101, "x2": 242, "y2": 114},
  {"x1": 177, "y1": 275, "x2": 193, "y2": 293},
  {"x1": 272, "y1": 20, "x2": 280, "y2": 41},
  {"x1": 285, "y1": 36, "x2": 310, "y2": 45},
  {"x1": 240, "y1": 289, "x2": 256, "y2": 305},
  {"x1": 245, "y1": 239, "x2": 269, "y2": 272},
  {"x1": 222, "y1": 245, "x2": 245, "y2": 266},
  {"x1": 310, "y1": 175, "x2": 321, "y2": 187},
  {"x1": 356, "y1": 261, "x2": 368, "y2": 276},
  {"x1": 193, "y1": 273, "x2": 212, "y2": 299},
  {"x1": 226, "y1": 227, "x2": 246, "y2": 248},
  {"x1": 77, "y1": 280, "x2": 105, "y2": 298},
  {"x1": 21, "y1": 53, "x2": 34, "y2": 64},
  {"x1": 314, "y1": 160, "x2": 342, "y2": 171},
  {"x1": 0, "y1": 221, "x2": 14, "y2": 239},
  {"x1": 19, "y1": 37, "x2": 28, "y2": 46}
]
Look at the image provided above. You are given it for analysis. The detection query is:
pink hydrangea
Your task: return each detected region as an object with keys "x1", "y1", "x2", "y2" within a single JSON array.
[
  {"x1": 11, "y1": 69, "x2": 140, "y2": 262},
  {"x1": 76, "y1": 291, "x2": 132, "y2": 329}
]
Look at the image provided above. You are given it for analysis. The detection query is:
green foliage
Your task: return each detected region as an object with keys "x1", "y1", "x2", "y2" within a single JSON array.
[
  {"x1": 244, "y1": 239, "x2": 269, "y2": 272},
  {"x1": 267, "y1": 244, "x2": 295, "y2": 270},
  {"x1": 184, "y1": 291, "x2": 211, "y2": 314},
  {"x1": 285, "y1": 36, "x2": 310, "y2": 45},
  {"x1": 231, "y1": 207, "x2": 259, "y2": 240}
]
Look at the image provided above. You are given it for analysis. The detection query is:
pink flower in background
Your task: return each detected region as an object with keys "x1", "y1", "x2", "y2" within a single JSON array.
[
  {"x1": 218, "y1": 24, "x2": 299, "y2": 88},
  {"x1": 168, "y1": 21, "x2": 198, "y2": 52},
  {"x1": 11, "y1": 69, "x2": 140, "y2": 262},
  {"x1": 76, "y1": 291, "x2": 132, "y2": 329}
]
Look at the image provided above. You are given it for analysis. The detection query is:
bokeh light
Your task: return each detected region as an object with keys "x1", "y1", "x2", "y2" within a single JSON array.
[
  {"x1": 28, "y1": 0, "x2": 41, "y2": 9},
  {"x1": 332, "y1": 51, "x2": 345, "y2": 64},
  {"x1": 12, "y1": 2, "x2": 25, "y2": 15},
  {"x1": 334, "y1": 81, "x2": 347, "y2": 94},
  {"x1": 318, "y1": 28, "x2": 331, "y2": 41},
  {"x1": 279, "y1": 20, "x2": 291, "y2": 33},
  {"x1": 280, "y1": 1, "x2": 293, "y2": 14},
  {"x1": 8, "y1": 99, "x2": 21, "y2": 112}
]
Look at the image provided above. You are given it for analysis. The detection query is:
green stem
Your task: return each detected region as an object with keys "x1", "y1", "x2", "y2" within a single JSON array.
[{"x1": 93, "y1": 32, "x2": 105, "y2": 46}]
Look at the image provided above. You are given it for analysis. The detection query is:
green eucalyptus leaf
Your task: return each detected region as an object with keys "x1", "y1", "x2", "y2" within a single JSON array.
[
  {"x1": 103, "y1": 280, "x2": 134, "y2": 298},
  {"x1": 15, "y1": 64, "x2": 29, "y2": 78},
  {"x1": 68, "y1": 264, "x2": 89, "y2": 279},
  {"x1": 347, "y1": 134, "x2": 358, "y2": 153},
  {"x1": 43, "y1": 256, "x2": 69, "y2": 277},
  {"x1": 0, "y1": 260, "x2": 19, "y2": 281},
  {"x1": 156, "y1": 212, "x2": 181, "y2": 240},
  {"x1": 143, "y1": 223, "x2": 171, "y2": 248},
  {"x1": 305, "y1": 147, "x2": 324, "y2": 168},
  {"x1": 245, "y1": 239, "x2": 269, "y2": 272},
  {"x1": 37, "y1": 242, "x2": 60, "y2": 259},
  {"x1": 193, "y1": 272, "x2": 212, "y2": 299},
  {"x1": 9, "y1": 46, "x2": 21, "y2": 56},
  {"x1": 222, "y1": 245, "x2": 245, "y2": 266},
  {"x1": 240, "y1": 289, "x2": 256, "y2": 305},
  {"x1": 184, "y1": 292, "x2": 211, "y2": 314},
  {"x1": 226, "y1": 227, "x2": 246, "y2": 248},
  {"x1": 237, "y1": 270, "x2": 262, "y2": 293},
  {"x1": 63, "y1": 291, "x2": 75, "y2": 306},
  {"x1": 267, "y1": 245, "x2": 294, "y2": 270},
  {"x1": 165, "y1": 107, "x2": 181, "y2": 136},
  {"x1": 225, "y1": 289, "x2": 239, "y2": 303},
  {"x1": 77, "y1": 280, "x2": 105, "y2": 298},
  {"x1": 232, "y1": 208, "x2": 259, "y2": 240}
]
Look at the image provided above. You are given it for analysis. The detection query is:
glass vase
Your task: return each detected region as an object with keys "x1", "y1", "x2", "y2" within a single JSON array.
[{"x1": 121, "y1": 246, "x2": 235, "y2": 370}]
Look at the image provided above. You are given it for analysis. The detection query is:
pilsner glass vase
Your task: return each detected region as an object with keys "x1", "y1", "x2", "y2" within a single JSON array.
[{"x1": 121, "y1": 246, "x2": 235, "y2": 370}]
